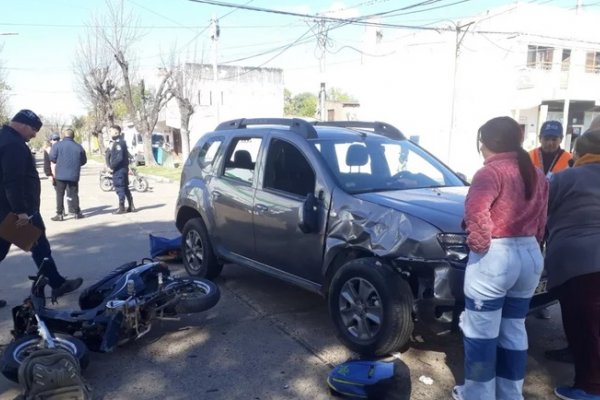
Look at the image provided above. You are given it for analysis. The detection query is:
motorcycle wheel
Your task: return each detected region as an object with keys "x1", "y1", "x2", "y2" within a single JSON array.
[
  {"x1": 173, "y1": 279, "x2": 220, "y2": 314},
  {"x1": 100, "y1": 177, "x2": 113, "y2": 192},
  {"x1": 1, "y1": 334, "x2": 90, "y2": 383},
  {"x1": 134, "y1": 177, "x2": 149, "y2": 192}
]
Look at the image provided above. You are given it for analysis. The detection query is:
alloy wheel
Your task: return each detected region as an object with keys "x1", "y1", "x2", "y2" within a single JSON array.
[
  {"x1": 338, "y1": 277, "x2": 383, "y2": 340},
  {"x1": 184, "y1": 229, "x2": 204, "y2": 272}
]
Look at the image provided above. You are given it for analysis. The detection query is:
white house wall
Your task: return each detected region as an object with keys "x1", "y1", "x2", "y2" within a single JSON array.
[{"x1": 357, "y1": 4, "x2": 600, "y2": 178}]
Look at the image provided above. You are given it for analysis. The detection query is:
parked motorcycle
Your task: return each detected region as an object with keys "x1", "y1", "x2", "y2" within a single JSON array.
[
  {"x1": 99, "y1": 167, "x2": 149, "y2": 192},
  {"x1": 1, "y1": 259, "x2": 220, "y2": 382}
]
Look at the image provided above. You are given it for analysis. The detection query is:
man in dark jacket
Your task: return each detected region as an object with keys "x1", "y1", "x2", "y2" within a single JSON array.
[
  {"x1": 0, "y1": 110, "x2": 82, "y2": 306},
  {"x1": 49, "y1": 129, "x2": 87, "y2": 220},
  {"x1": 106, "y1": 125, "x2": 134, "y2": 214}
]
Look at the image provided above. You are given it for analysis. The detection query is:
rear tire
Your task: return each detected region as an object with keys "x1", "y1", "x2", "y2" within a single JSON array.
[
  {"x1": 1, "y1": 334, "x2": 89, "y2": 383},
  {"x1": 181, "y1": 218, "x2": 223, "y2": 279},
  {"x1": 328, "y1": 258, "x2": 414, "y2": 356},
  {"x1": 173, "y1": 279, "x2": 220, "y2": 314}
]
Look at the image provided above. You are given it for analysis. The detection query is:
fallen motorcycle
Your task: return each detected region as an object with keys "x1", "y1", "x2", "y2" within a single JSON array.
[
  {"x1": 99, "y1": 167, "x2": 149, "y2": 192},
  {"x1": 1, "y1": 259, "x2": 220, "y2": 382}
]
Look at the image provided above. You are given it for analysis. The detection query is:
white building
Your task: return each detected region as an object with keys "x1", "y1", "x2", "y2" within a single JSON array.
[
  {"x1": 165, "y1": 64, "x2": 284, "y2": 150},
  {"x1": 357, "y1": 3, "x2": 600, "y2": 177}
]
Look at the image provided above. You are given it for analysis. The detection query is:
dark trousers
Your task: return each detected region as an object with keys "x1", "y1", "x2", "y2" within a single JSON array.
[
  {"x1": 55, "y1": 180, "x2": 80, "y2": 215},
  {"x1": 0, "y1": 213, "x2": 65, "y2": 289},
  {"x1": 557, "y1": 272, "x2": 600, "y2": 394},
  {"x1": 112, "y1": 169, "x2": 132, "y2": 206}
]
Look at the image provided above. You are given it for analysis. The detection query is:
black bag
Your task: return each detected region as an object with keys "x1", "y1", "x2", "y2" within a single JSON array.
[{"x1": 17, "y1": 349, "x2": 92, "y2": 400}]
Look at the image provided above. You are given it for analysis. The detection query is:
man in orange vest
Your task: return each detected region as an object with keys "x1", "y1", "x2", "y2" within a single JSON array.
[
  {"x1": 529, "y1": 120, "x2": 572, "y2": 321},
  {"x1": 529, "y1": 120, "x2": 572, "y2": 179}
]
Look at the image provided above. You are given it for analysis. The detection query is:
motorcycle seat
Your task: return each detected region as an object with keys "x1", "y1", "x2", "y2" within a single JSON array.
[{"x1": 78, "y1": 261, "x2": 139, "y2": 310}]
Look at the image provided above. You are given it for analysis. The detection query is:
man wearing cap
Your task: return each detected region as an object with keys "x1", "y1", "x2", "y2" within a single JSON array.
[
  {"x1": 529, "y1": 120, "x2": 573, "y2": 179},
  {"x1": 0, "y1": 110, "x2": 83, "y2": 307},
  {"x1": 49, "y1": 128, "x2": 87, "y2": 221}
]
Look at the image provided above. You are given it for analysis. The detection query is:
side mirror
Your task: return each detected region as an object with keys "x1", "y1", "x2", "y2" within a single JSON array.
[
  {"x1": 298, "y1": 193, "x2": 319, "y2": 234},
  {"x1": 456, "y1": 172, "x2": 468, "y2": 183}
]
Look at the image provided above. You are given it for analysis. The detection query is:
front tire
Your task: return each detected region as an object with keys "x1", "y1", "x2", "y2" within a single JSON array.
[
  {"x1": 134, "y1": 177, "x2": 149, "y2": 192},
  {"x1": 328, "y1": 258, "x2": 414, "y2": 356},
  {"x1": 172, "y1": 279, "x2": 220, "y2": 314},
  {"x1": 1, "y1": 334, "x2": 90, "y2": 383},
  {"x1": 181, "y1": 218, "x2": 223, "y2": 279},
  {"x1": 100, "y1": 177, "x2": 113, "y2": 192}
]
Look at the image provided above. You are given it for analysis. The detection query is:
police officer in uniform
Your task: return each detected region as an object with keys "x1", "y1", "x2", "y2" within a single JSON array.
[{"x1": 106, "y1": 125, "x2": 134, "y2": 214}]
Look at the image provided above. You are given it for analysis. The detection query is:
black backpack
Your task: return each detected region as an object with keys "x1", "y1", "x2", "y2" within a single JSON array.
[{"x1": 16, "y1": 349, "x2": 93, "y2": 400}]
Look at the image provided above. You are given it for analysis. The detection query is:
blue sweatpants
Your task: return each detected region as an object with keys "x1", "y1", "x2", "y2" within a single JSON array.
[{"x1": 460, "y1": 237, "x2": 543, "y2": 400}]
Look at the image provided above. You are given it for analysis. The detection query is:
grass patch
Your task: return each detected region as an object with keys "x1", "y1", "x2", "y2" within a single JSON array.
[{"x1": 136, "y1": 165, "x2": 182, "y2": 182}]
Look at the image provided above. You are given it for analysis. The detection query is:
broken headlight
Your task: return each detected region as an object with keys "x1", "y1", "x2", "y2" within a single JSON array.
[{"x1": 437, "y1": 233, "x2": 469, "y2": 261}]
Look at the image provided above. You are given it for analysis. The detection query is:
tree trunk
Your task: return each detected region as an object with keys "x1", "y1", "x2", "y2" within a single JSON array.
[{"x1": 179, "y1": 103, "x2": 192, "y2": 161}]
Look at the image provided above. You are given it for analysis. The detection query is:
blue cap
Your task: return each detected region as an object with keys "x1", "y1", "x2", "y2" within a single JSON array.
[
  {"x1": 540, "y1": 120, "x2": 563, "y2": 137},
  {"x1": 11, "y1": 109, "x2": 42, "y2": 131},
  {"x1": 49, "y1": 133, "x2": 60, "y2": 141}
]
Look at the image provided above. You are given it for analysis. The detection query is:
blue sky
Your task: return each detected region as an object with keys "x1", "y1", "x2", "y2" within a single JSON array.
[{"x1": 0, "y1": 0, "x2": 592, "y2": 120}]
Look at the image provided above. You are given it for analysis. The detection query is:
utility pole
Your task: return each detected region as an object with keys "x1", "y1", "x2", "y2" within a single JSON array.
[
  {"x1": 210, "y1": 16, "x2": 220, "y2": 123},
  {"x1": 316, "y1": 19, "x2": 328, "y2": 121},
  {"x1": 448, "y1": 21, "x2": 473, "y2": 165}
]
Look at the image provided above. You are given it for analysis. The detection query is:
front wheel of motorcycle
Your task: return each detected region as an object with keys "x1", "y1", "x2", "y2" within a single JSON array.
[
  {"x1": 134, "y1": 177, "x2": 149, "y2": 192},
  {"x1": 1, "y1": 334, "x2": 90, "y2": 383},
  {"x1": 173, "y1": 279, "x2": 220, "y2": 314},
  {"x1": 100, "y1": 177, "x2": 113, "y2": 192}
]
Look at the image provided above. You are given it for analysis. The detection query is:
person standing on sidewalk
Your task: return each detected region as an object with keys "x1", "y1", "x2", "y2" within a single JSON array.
[
  {"x1": 0, "y1": 110, "x2": 83, "y2": 306},
  {"x1": 49, "y1": 128, "x2": 87, "y2": 221},
  {"x1": 106, "y1": 125, "x2": 134, "y2": 214},
  {"x1": 545, "y1": 128, "x2": 600, "y2": 400},
  {"x1": 452, "y1": 116, "x2": 548, "y2": 400}
]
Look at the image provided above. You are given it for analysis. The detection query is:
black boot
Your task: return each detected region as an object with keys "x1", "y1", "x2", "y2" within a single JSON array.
[
  {"x1": 126, "y1": 193, "x2": 135, "y2": 212},
  {"x1": 113, "y1": 203, "x2": 126, "y2": 214}
]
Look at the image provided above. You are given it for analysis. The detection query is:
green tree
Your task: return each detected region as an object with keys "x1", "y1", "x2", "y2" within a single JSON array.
[
  {"x1": 327, "y1": 87, "x2": 356, "y2": 103},
  {"x1": 283, "y1": 89, "x2": 317, "y2": 117}
]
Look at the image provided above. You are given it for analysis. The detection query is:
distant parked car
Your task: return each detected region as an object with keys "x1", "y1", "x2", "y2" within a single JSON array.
[{"x1": 175, "y1": 118, "x2": 555, "y2": 356}]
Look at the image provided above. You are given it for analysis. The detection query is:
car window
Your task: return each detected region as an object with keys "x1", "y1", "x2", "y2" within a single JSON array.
[
  {"x1": 313, "y1": 138, "x2": 464, "y2": 193},
  {"x1": 223, "y1": 137, "x2": 262, "y2": 184},
  {"x1": 263, "y1": 139, "x2": 315, "y2": 197},
  {"x1": 196, "y1": 138, "x2": 223, "y2": 171}
]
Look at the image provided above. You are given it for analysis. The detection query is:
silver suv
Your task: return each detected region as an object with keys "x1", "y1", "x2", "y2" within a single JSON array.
[{"x1": 175, "y1": 119, "x2": 552, "y2": 356}]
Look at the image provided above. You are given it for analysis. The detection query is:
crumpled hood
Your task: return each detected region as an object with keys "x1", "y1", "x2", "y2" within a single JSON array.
[{"x1": 355, "y1": 186, "x2": 468, "y2": 232}]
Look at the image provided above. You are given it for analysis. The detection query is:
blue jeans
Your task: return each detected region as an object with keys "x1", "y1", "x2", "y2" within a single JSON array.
[
  {"x1": 0, "y1": 213, "x2": 65, "y2": 289},
  {"x1": 461, "y1": 237, "x2": 543, "y2": 400}
]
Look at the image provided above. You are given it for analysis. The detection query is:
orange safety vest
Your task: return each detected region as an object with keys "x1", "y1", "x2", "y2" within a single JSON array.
[{"x1": 529, "y1": 148, "x2": 572, "y2": 176}]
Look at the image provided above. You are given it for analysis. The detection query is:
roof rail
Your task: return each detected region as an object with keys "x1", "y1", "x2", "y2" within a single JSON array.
[
  {"x1": 215, "y1": 118, "x2": 318, "y2": 139},
  {"x1": 313, "y1": 121, "x2": 405, "y2": 140}
]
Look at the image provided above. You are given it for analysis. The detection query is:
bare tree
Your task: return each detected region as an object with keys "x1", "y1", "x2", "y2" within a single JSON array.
[
  {"x1": 0, "y1": 44, "x2": 11, "y2": 124},
  {"x1": 74, "y1": 17, "x2": 119, "y2": 154},
  {"x1": 165, "y1": 46, "x2": 204, "y2": 161},
  {"x1": 97, "y1": 0, "x2": 172, "y2": 166}
]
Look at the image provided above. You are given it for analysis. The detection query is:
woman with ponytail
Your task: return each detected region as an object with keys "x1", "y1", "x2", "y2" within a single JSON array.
[
  {"x1": 452, "y1": 116, "x2": 549, "y2": 400},
  {"x1": 545, "y1": 128, "x2": 600, "y2": 400}
]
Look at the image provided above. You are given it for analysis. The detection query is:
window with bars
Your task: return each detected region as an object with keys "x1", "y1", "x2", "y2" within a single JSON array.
[
  {"x1": 585, "y1": 51, "x2": 600, "y2": 73},
  {"x1": 527, "y1": 45, "x2": 554, "y2": 70}
]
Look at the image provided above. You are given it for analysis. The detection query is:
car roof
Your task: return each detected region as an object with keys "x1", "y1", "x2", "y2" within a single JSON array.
[{"x1": 212, "y1": 118, "x2": 405, "y2": 142}]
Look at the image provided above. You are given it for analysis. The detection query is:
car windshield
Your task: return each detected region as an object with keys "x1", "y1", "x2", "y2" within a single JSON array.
[{"x1": 312, "y1": 137, "x2": 465, "y2": 194}]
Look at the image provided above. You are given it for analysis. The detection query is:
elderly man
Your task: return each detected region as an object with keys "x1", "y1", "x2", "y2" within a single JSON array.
[
  {"x1": 49, "y1": 128, "x2": 87, "y2": 220},
  {"x1": 0, "y1": 110, "x2": 82, "y2": 307}
]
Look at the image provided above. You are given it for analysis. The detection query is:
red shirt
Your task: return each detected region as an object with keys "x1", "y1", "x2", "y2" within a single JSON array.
[{"x1": 464, "y1": 152, "x2": 549, "y2": 253}]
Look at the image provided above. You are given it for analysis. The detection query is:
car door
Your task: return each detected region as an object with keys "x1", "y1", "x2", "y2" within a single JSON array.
[
  {"x1": 209, "y1": 136, "x2": 263, "y2": 259},
  {"x1": 252, "y1": 137, "x2": 326, "y2": 283}
]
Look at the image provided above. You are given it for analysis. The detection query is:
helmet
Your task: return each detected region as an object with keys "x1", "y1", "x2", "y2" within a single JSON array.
[{"x1": 49, "y1": 133, "x2": 60, "y2": 141}]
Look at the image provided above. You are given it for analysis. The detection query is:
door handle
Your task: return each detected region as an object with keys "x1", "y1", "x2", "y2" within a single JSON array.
[
  {"x1": 211, "y1": 191, "x2": 222, "y2": 200},
  {"x1": 255, "y1": 204, "x2": 268, "y2": 213}
]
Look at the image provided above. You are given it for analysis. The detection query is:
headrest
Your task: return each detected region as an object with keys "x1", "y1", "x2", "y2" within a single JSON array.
[
  {"x1": 233, "y1": 150, "x2": 253, "y2": 169},
  {"x1": 346, "y1": 144, "x2": 369, "y2": 167}
]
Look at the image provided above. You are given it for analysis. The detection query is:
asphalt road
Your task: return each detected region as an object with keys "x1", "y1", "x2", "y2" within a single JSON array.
[{"x1": 0, "y1": 158, "x2": 572, "y2": 399}]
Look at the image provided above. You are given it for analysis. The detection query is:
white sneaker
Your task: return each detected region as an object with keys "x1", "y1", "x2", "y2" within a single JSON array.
[{"x1": 452, "y1": 385, "x2": 464, "y2": 400}]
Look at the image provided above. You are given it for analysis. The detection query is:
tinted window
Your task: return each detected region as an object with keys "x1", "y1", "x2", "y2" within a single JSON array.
[
  {"x1": 223, "y1": 137, "x2": 262, "y2": 184},
  {"x1": 264, "y1": 139, "x2": 315, "y2": 197},
  {"x1": 196, "y1": 138, "x2": 223, "y2": 171}
]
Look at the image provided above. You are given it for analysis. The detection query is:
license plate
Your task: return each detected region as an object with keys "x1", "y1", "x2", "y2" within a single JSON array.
[{"x1": 534, "y1": 279, "x2": 548, "y2": 295}]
